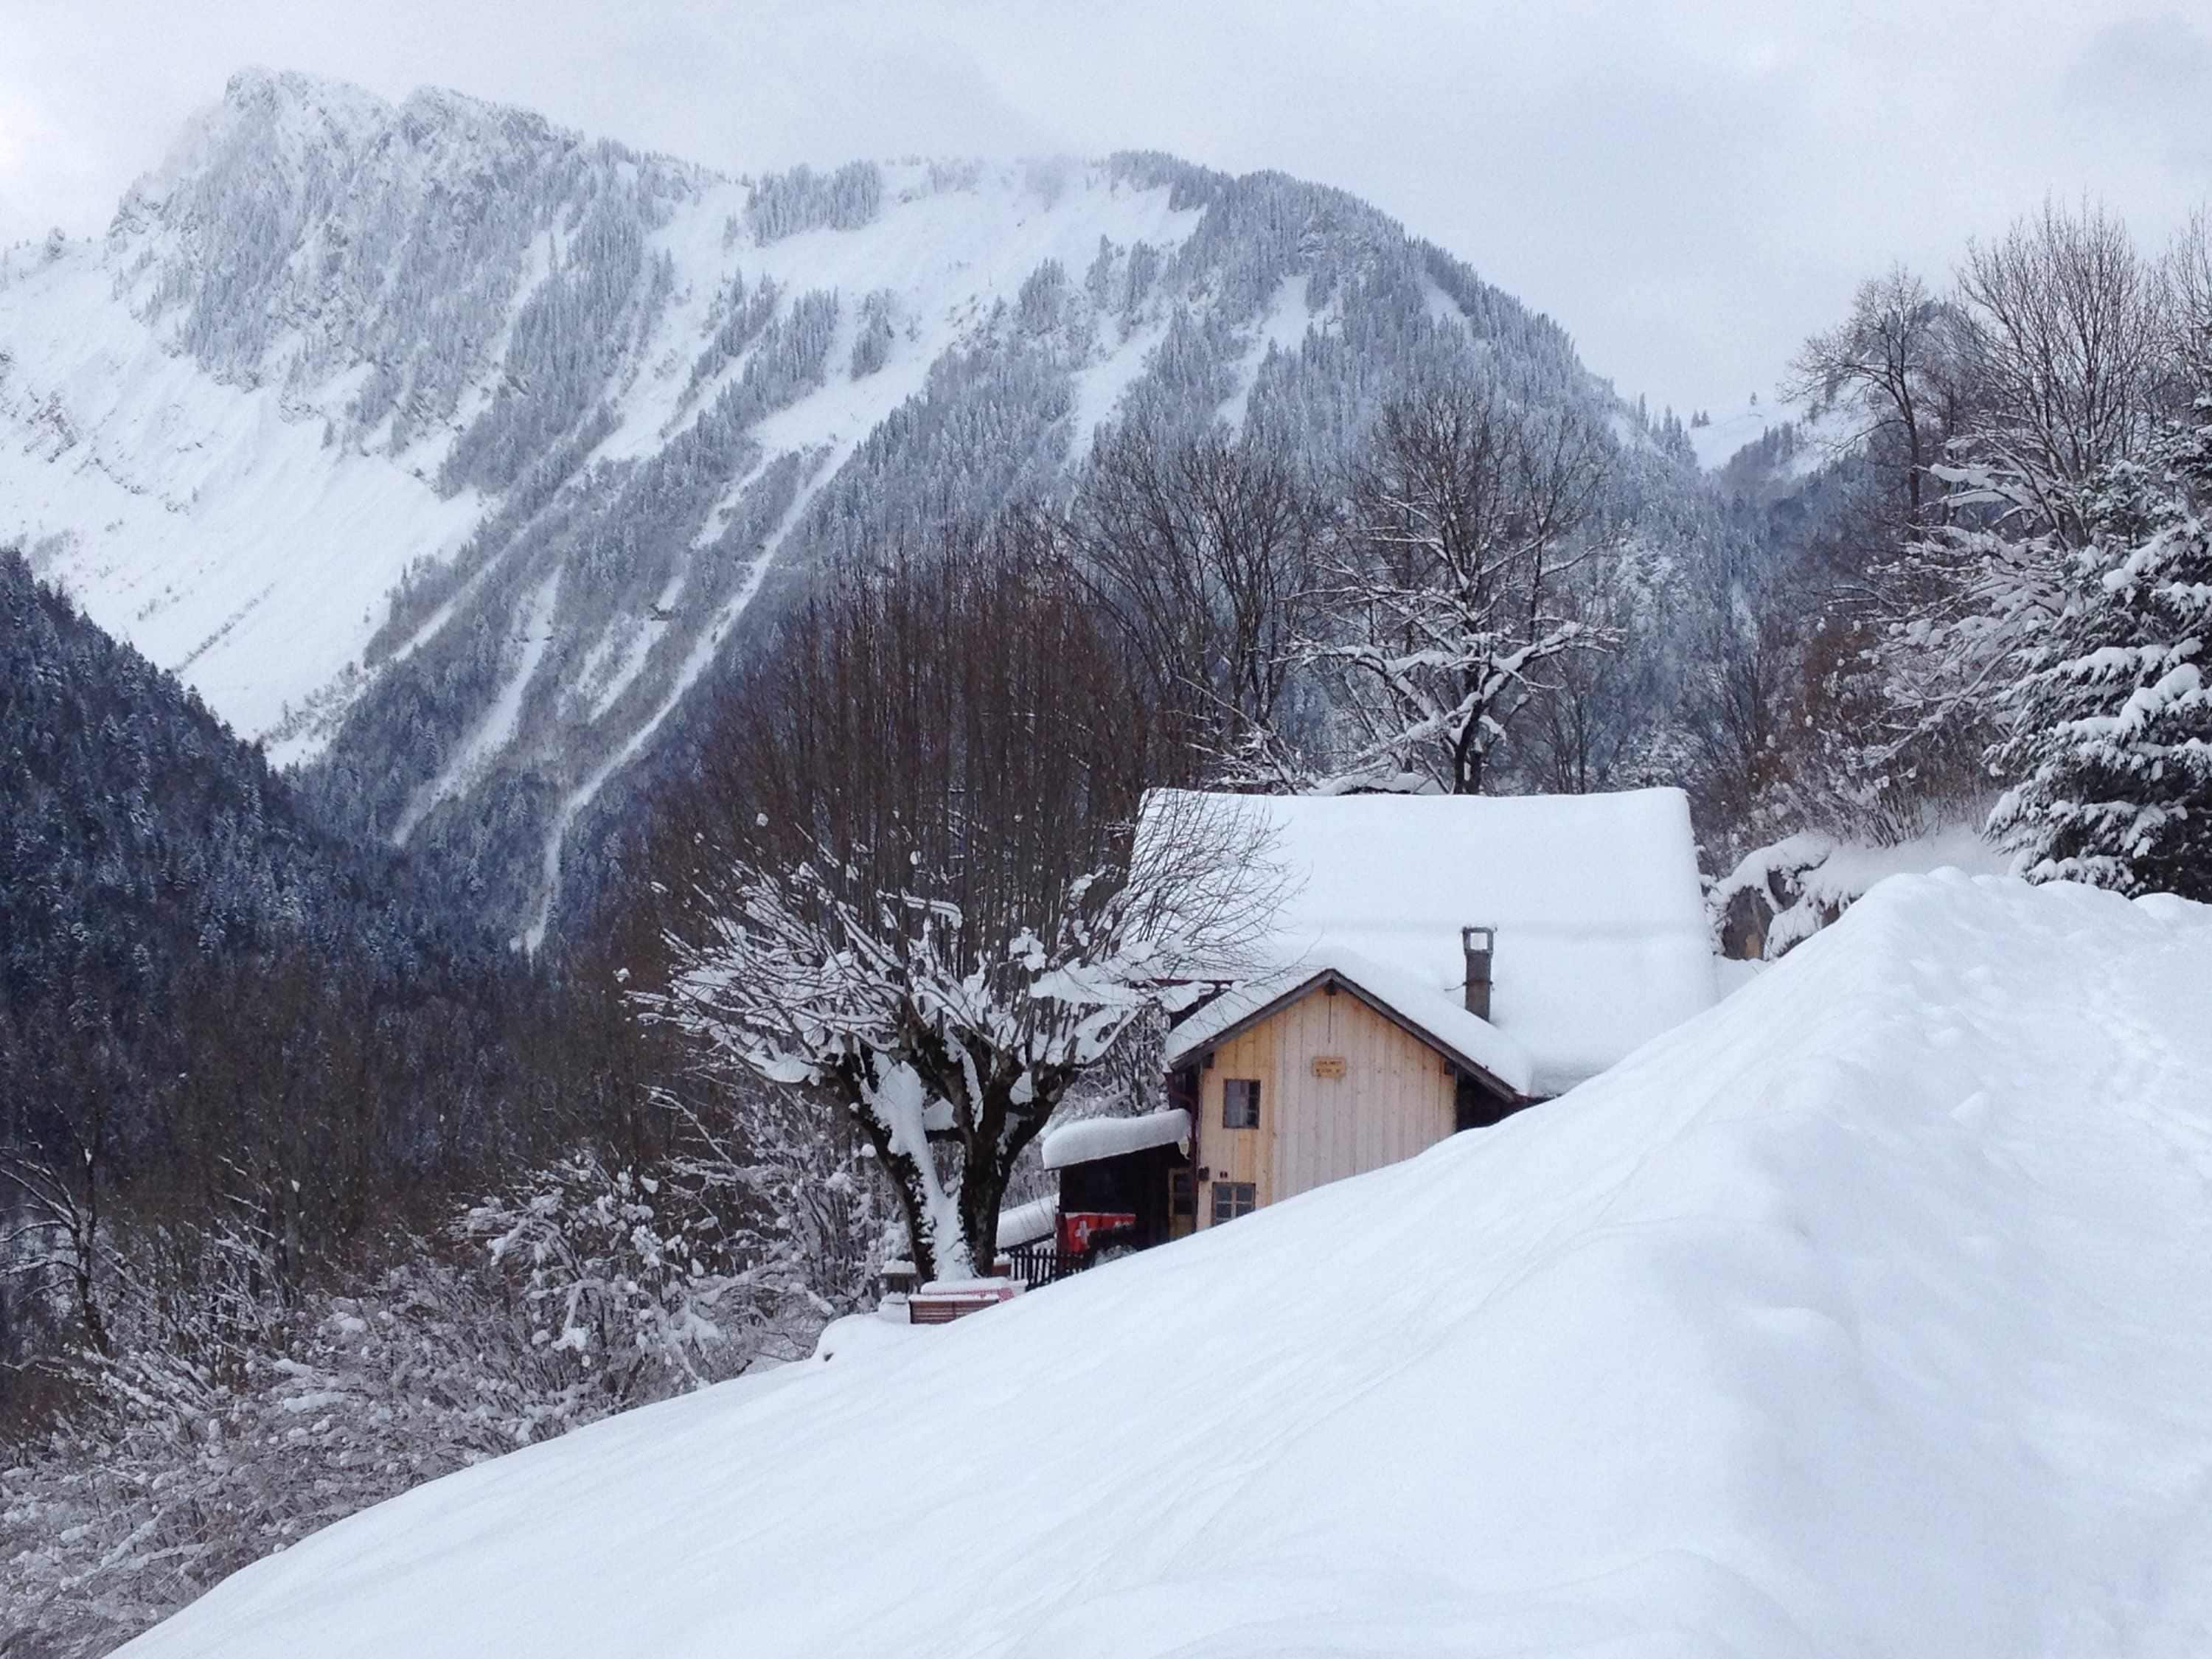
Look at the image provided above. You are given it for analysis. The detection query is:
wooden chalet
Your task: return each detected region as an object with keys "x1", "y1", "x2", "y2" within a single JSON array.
[{"x1": 1031, "y1": 788, "x2": 1715, "y2": 1266}]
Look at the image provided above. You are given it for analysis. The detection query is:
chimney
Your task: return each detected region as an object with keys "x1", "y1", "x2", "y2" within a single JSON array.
[{"x1": 1461, "y1": 926, "x2": 1495, "y2": 1021}]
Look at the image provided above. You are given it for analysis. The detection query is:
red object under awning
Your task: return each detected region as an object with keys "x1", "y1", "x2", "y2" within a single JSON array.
[{"x1": 1059, "y1": 1211, "x2": 1136, "y2": 1255}]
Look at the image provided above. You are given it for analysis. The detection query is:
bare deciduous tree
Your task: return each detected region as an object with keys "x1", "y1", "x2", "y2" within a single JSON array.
[
  {"x1": 643, "y1": 520, "x2": 1281, "y2": 1284},
  {"x1": 2164, "y1": 207, "x2": 2212, "y2": 354},
  {"x1": 1950, "y1": 198, "x2": 2173, "y2": 546},
  {"x1": 1785, "y1": 264, "x2": 1972, "y2": 535},
  {"x1": 1794, "y1": 201, "x2": 2198, "y2": 799},
  {"x1": 1312, "y1": 383, "x2": 1620, "y2": 794},
  {"x1": 1067, "y1": 425, "x2": 1331, "y2": 785}
]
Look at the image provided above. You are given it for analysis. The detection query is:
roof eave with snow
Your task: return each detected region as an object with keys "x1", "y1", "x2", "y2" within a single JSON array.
[
  {"x1": 1163, "y1": 949, "x2": 1536, "y2": 1100},
  {"x1": 1040, "y1": 1107, "x2": 1195, "y2": 1172}
]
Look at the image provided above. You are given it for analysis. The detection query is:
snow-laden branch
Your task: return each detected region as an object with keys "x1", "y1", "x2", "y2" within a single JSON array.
[
  {"x1": 646, "y1": 793, "x2": 1284, "y2": 1283},
  {"x1": 1304, "y1": 381, "x2": 1623, "y2": 794}
]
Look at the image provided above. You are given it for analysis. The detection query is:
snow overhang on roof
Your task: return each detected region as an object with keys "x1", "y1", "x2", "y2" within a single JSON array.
[
  {"x1": 1139, "y1": 786, "x2": 1717, "y2": 1095},
  {"x1": 995, "y1": 1195, "x2": 1058, "y2": 1250},
  {"x1": 1163, "y1": 947, "x2": 1537, "y2": 1100},
  {"x1": 1041, "y1": 1107, "x2": 1193, "y2": 1172}
]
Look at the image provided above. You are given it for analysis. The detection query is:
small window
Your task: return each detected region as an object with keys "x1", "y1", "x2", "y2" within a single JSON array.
[
  {"x1": 1169, "y1": 1169, "x2": 1196, "y2": 1218},
  {"x1": 1211, "y1": 1180, "x2": 1257, "y2": 1224},
  {"x1": 1222, "y1": 1078, "x2": 1261, "y2": 1129}
]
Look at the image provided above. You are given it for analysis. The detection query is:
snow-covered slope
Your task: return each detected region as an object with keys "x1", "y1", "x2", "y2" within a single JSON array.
[
  {"x1": 1689, "y1": 394, "x2": 1868, "y2": 479},
  {"x1": 1687, "y1": 396, "x2": 1790, "y2": 470},
  {"x1": 0, "y1": 68, "x2": 1633, "y2": 942},
  {"x1": 117, "y1": 872, "x2": 2212, "y2": 1658}
]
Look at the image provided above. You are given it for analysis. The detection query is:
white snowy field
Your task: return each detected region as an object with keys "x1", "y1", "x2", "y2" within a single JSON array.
[{"x1": 119, "y1": 873, "x2": 2212, "y2": 1658}]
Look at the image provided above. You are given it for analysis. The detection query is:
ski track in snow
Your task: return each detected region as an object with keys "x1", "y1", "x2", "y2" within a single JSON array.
[{"x1": 112, "y1": 874, "x2": 2212, "y2": 1658}]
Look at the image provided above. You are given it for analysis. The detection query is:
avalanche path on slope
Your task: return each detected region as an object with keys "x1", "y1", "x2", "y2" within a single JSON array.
[{"x1": 116, "y1": 872, "x2": 2212, "y2": 1658}]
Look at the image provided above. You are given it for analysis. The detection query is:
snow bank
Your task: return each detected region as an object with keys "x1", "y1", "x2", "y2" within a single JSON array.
[
  {"x1": 118, "y1": 874, "x2": 2212, "y2": 1659},
  {"x1": 1714, "y1": 823, "x2": 2010, "y2": 959},
  {"x1": 1164, "y1": 945, "x2": 1536, "y2": 1096},
  {"x1": 1152, "y1": 787, "x2": 1714, "y2": 1093},
  {"x1": 1040, "y1": 1107, "x2": 1192, "y2": 1171}
]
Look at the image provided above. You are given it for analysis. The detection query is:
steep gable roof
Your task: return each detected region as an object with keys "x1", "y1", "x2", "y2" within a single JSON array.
[{"x1": 1163, "y1": 946, "x2": 1534, "y2": 1099}]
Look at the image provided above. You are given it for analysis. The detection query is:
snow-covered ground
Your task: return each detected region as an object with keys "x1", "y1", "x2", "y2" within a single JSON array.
[
  {"x1": 117, "y1": 872, "x2": 2212, "y2": 1658},
  {"x1": 1686, "y1": 394, "x2": 1858, "y2": 475},
  {"x1": 1686, "y1": 396, "x2": 1790, "y2": 470}
]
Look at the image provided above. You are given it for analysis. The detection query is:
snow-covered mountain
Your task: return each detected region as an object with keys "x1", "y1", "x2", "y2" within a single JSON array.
[
  {"x1": 0, "y1": 69, "x2": 1688, "y2": 942},
  {"x1": 109, "y1": 872, "x2": 2212, "y2": 1657}
]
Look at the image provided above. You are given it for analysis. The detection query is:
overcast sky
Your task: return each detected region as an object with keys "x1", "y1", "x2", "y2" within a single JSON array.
[{"x1": 4, "y1": 0, "x2": 2208, "y2": 415}]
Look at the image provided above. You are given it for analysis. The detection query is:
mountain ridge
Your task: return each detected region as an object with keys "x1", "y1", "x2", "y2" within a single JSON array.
[{"x1": 1, "y1": 67, "x2": 1704, "y2": 943}]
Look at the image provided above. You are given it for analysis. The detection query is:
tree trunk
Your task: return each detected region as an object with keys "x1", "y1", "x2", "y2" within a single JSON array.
[{"x1": 956, "y1": 1155, "x2": 1009, "y2": 1284}]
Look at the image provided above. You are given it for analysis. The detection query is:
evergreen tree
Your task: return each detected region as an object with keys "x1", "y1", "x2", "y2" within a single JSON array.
[{"x1": 1990, "y1": 348, "x2": 2212, "y2": 898}]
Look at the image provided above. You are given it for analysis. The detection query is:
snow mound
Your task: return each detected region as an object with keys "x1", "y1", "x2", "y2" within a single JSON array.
[
  {"x1": 1714, "y1": 823, "x2": 2011, "y2": 960},
  {"x1": 119, "y1": 874, "x2": 2212, "y2": 1658}
]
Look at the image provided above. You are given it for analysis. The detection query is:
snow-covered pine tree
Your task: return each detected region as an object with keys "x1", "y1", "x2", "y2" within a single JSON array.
[{"x1": 1989, "y1": 344, "x2": 2212, "y2": 899}]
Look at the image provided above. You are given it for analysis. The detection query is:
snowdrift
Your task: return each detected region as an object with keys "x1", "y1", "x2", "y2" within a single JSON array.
[{"x1": 120, "y1": 874, "x2": 2212, "y2": 1658}]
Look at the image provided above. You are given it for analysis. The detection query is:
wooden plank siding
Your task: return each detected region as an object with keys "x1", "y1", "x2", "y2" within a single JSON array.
[{"x1": 1195, "y1": 984, "x2": 1458, "y2": 1226}]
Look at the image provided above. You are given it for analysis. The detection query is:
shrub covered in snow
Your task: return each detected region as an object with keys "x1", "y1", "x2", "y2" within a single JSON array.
[{"x1": 0, "y1": 1138, "x2": 846, "y2": 1659}]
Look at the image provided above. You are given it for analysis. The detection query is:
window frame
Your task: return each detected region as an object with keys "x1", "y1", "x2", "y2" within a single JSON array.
[
  {"x1": 1221, "y1": 1077, "x2": 1262, "y2": 1130},
  {"x1": 1210, "y1": 1180, "x2": 1257, "y2": 1225}
]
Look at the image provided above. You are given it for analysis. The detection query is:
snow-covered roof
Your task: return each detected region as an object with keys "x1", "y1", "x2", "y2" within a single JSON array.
[
  {"x1": 1040, "y1": 1107, "x2": 1192, "y2": 1172},
  {"x1": 995, "y1": 1196, "x2": 1057, "y2": 1251},
  {"x1": 1164, "y1": 945, "x2": 1536, "y2": 1098},
  {"x1": 1147, "y1": 787, "x2": 1715, "y2": 1095}
]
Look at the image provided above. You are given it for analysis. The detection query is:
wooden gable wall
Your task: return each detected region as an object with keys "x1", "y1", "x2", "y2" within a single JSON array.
[{"x1": 1194, "y1": 982, "x2": 1459, "y2": 1225}]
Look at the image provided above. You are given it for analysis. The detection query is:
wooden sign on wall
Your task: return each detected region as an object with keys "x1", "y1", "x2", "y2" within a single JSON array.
[{"x1": 1311, "y1": 1054, "x2": 1348, "y2": 1079}]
